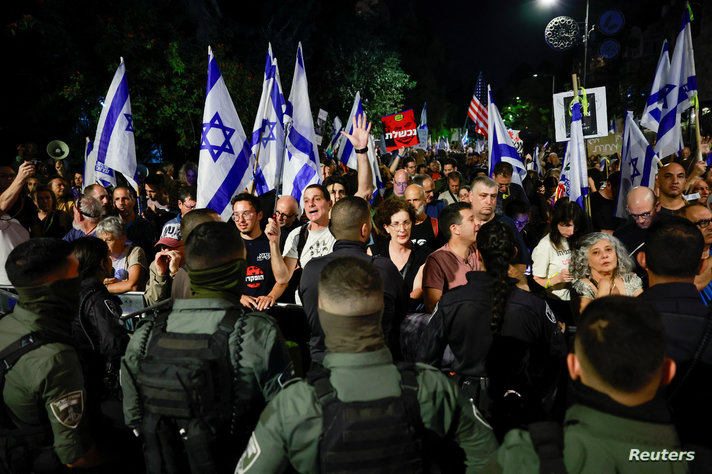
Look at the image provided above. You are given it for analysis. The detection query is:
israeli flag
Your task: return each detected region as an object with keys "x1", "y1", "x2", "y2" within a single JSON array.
[
  {"x1": 461, "y1": 129, "x2": 468, "y2": 148},
  {"x1": 556, "y1": 101, "x2": 589, "y2": 209},
  {"x1": 616, "y1": 112, "x2": 661, "y2": 217},
  {"x1": 337, "y1": 92, "x2": 365, "y2": 169},
  {"x1": 282, "y1": 43, "x2": 320, "y2": 202},
  {"x1": 85, "y1": 59, "x2": 140, "y2": 190},
  {"x1": 640, "y1": 40, "x2": 670, "y2": 132},
  {"x1": 655, "y1": 8, "x2": 697, "y2": 159},
  {"x1": 251, "y1": 43, "x2": 286, "y2": 195},
  {"x1": 419, "y1": 102, "x2": 427, "y2": 130},
  {"x1": 337, "y1": 92, "x2": 383, "y2": 197},
  {"x1": 325, "y1": 116, "x2": 343, "y2": 158},
  {"x1": 487, "y1": 88, "x2": 526, "y2": 186},
  {"x1": 81, "y1": 137, "x2": 96, "y2": 191},
  {"x1": 93, "y1": 58, "x2": 138, "y2": 191},
  {"x1": 528, "y1": 146, "x2": 543, "y2": 177},
  {"x1": 197, "y1": 46, "x2": 255, "y2": 221}
]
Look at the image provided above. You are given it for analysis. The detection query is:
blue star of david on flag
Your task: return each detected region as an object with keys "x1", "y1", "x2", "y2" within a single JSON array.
[
  {"x1": 201, "y1": 111, "x2": 235, "y2": 162},
  {"x1": 124, "y1": 113, "x2": 134, "y2": 132},
  {"x1": 630, "y1": 157, "x2": 641, "y2": 180},
  {"x1": 261, "y1": 121, "x2": 277, "y2": 148}
]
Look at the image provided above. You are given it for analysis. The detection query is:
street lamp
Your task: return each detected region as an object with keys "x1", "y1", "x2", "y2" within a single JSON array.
[{"x1": 540, "y1": 0, "x2": 592, "y2": 86}]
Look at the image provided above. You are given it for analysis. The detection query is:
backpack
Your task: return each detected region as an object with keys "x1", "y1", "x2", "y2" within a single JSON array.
[
  {"x1": 296, "y1": 222, "x2": 311, "y2": 268},
  {"x1": 0, "y1": 331, "x2": 75, "y2": 474},
  {"x1": 307, "y1": 362, "x2": 424, "y2": 474},
  {"x1": 136, "y1": 308, "x2": 245, "y2": 474}
]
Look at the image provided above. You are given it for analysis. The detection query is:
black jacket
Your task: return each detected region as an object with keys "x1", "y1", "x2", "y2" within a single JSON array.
[
  {"x1": 418, "y1": 271, "x2": 566, "y2": 378},
  {"x1": 640, "y1": 282, "x2": 712, "y2": 452},
  {"x1": 299, "y1": 240, "x2": 408, "y2": 364},
  {"x1": 74, "y1": 278, "x2": 128, "y2": 360}
]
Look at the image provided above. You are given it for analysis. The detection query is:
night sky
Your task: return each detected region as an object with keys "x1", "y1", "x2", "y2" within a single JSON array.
[{"x1": 0, "y1": 0, "x2": 692, "y2": 157}]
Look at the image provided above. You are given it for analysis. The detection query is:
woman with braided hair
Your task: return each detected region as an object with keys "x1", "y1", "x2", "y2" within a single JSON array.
[{"x1": 418, "y1": 219, "x2": 566, "y2": 439}]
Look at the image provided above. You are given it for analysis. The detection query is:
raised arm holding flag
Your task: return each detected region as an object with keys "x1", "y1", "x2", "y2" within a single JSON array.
[{"x1": 197, "y1": 46, "x2": 255, "y2": 221}]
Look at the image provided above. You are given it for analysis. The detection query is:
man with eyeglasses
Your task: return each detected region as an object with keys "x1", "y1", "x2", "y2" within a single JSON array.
[
  {"x1": 274, "y1": 195, "x2": 301, "y2": 249},
  {"x1": 231, "y1": 193, "x2": 286, "y2": 311},
  {"x1": 614, "y1": 186, "x2": 660, "y2": 285},
  {"x1": 675, "y1": 203, "x2": 712, "y2": 302}
]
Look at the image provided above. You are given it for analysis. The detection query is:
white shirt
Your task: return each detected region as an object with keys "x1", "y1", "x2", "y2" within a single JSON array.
[{"x1": 531, "y1": 234, "x2": 571, "y2": 301}]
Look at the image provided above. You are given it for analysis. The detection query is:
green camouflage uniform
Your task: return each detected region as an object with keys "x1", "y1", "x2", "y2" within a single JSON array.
[
  {"x1": 0, "y1": 305, "x2": 92, "y2": 464},
  {"x1": 483, "y1": 403, "x2": 688, "y2": 473},
  {"x1": 235, "y1": 347, "x2": 498, "y2": 473},
  {"x1": 121, "y1": 297, "x2": 291, "y2": 430}
]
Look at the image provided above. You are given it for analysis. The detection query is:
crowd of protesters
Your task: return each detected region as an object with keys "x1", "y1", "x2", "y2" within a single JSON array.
[{"x1": 0, "y1": 127, "x2": 711, "y2": 473}]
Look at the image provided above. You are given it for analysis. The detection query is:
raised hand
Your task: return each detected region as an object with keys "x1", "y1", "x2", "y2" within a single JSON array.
[{"x1": 340, "y1": 113, "x2": 372, "y2": 150}]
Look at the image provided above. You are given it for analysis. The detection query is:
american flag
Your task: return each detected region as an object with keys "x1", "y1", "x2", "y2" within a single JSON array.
[{"x1": 468, "y1": 72, "x2": 488, "y2": 138}]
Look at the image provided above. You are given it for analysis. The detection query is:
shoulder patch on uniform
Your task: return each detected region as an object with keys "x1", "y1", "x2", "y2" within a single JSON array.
[
  {"x1": 235, "y1": 432, "x2": 261, "y2": 473},
  {"x1": 544, "y1": 302, "x2": 557, "y2": 324},
  {"x1": 50, "y1": 390, "x2": 84, "y2": 428}
]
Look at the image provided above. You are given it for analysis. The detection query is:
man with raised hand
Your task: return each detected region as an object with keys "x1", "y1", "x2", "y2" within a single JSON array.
[{"x1": 266, "y1": 113, "x2": 375, "y2": 301}]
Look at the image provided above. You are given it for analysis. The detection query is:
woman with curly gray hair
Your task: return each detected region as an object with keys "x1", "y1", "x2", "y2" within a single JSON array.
[{"x1": 570, "y1": 232, "x2": 643, "y2": 312}]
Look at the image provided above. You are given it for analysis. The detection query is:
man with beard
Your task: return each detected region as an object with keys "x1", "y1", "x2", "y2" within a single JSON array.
[
  {"x1": 113, "y1": 186, "x2": 156, "y2": 259},
  {"x1": 84, "y1": 184, "x2": 115, "y2": 217},
  {"x1": 405, "y1": 184, "x2": 444, "y2": 249}
]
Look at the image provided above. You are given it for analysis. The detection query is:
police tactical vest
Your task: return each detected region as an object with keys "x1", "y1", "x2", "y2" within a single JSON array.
[
  {"x1": 307, "y1": 362, "x2": 424, "y2": 474},
  {"x1": 0, "y1": 331, "x2": 75, "y2": 474},
  {"x1": 136, "y1": 309, "x2": 245, "y2": 474}
]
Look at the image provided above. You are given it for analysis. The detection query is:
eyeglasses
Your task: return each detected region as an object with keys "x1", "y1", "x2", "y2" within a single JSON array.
[
  {"x1": 389, "y1": 221, "x2": 412, "y2": 230},
  {"x1": 275, "y1": 210, "x2": 297, "y2": 219},
  {"x1": 514, "y1": 219, "x2": 528, "y2": 227},
  {"x1": 232, "y1": 211, "x2": 255, "y2": 220},
  {"x1": 694, "y1": 218, "x2": 712, "y2": 229},
  {"x1": 181, "y1": 202, "x2": 197, "y2": 211},
  {"x1": 629, "y1": 211, "x2": 653, "y2": 220}
]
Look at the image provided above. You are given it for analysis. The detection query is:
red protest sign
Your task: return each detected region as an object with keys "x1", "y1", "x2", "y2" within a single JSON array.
[{"x1": 381, "y1": 109, "x2": 419, "y2": 151}]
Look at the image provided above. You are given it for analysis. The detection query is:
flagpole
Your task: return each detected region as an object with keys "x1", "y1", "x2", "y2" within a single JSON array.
[
  {"x1": 249, "y1": 132, "x2": 265, "y2": 195},
  {"x1": 572, "y1": 73, "x2": 592, "y2": 219},
  {"x1": 694, "y1": 104, "x2": 703, "y2": 162},
  {"x1": 273, "y1": 121, "x2": 291, "y2": 216}
]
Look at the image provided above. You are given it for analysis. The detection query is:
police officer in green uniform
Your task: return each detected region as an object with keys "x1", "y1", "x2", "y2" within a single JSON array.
[
  {"x1": 1, "y1": 238, "x2": 102, "y2": 470},
  {"x1": 483, "y1": 296, "x2": 687, "y2": 473},
  {"x1": 121, "y1": 221, "x2": 291, "y2": 472},
  {"x1": 235, "y1": 256, "x2": 497, "y2": 474}
]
